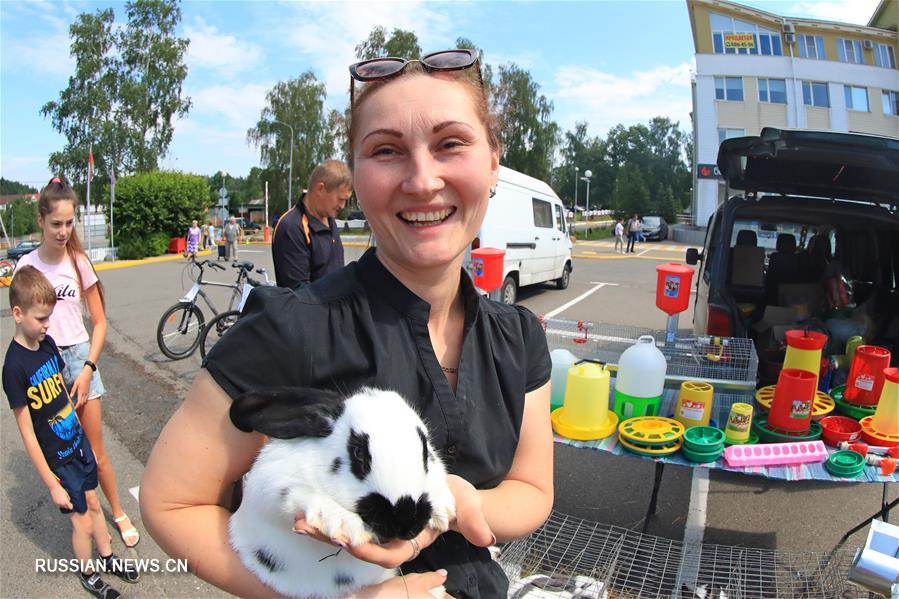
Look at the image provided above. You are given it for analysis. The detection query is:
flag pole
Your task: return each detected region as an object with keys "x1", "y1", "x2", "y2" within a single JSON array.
[{"x1": 86, "y1": 143, "x2": 92, "y2": 256}]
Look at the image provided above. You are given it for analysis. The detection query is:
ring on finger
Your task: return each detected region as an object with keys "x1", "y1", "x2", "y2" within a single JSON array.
[{"x1": 409, "y1": 537, "x2": 421, "y2": 561}]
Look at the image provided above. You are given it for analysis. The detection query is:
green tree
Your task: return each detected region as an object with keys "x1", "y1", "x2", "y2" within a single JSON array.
[
  {"x1": 41, "y1": 0, "x2": 191, "y2": 186},
  {"x1": 246, "y1": 72, "x2": 338, "y2": 215},
  {"x1": 1, "y1": 198, "x2": 40, "y2": 238},
  {"x1": 0, "y1": 179, "x2": 38, "y2": 195},
  {"x1": 492, "y1": 64, "x2": 559, "y2": 181},
  {"x1": 113, "y1": 171, "x2": 208, "y2": 257},
  {"x1": 613, "y1": 161, "x2": 650, "y2": 217},
  {"x1": 355, "y1": 26, "x2": 421, "y2": 60}
]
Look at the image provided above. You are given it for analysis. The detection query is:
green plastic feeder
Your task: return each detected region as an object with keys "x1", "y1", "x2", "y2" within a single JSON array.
[
  {"x1": 684, "y1": 426, "x2": 726, "y2": 452},
  {"x1": 724, "y1": 429, "x2": 759, "y2": 446},
  {"x1": 681, "y1": 444, "x2": 725, "y2": 463},
  {"x1": 753, "y1": 416, "x2": 822, "y2": 443},
  {"x1": 831, "y1": 385, "x2": 878, "y2": 420},
  {"x1": 825, "y1": 450, "x2": 866, "y2": 478}
]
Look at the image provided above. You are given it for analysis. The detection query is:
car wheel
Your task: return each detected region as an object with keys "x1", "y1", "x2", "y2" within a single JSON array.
[
  {"x1": 555, "y1": 263, "x2": 571, "y2": 290},
  {"x1": 500, "y1": 275, "x2": 517, "y2": 305}
]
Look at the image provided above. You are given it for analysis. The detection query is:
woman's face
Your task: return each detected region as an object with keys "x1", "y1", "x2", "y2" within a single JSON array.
[
  {"x1": 38, "y1": 200, "x2": 75, "y2": 251},
  {"x1": 352, "y1": 74, "x2": 499, "y2": 273}
]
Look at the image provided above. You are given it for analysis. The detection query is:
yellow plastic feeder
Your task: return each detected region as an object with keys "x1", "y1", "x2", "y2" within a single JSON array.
[
  {"x1": 783, "y1": 330, "x2": 828, "y2": 389},
  {"x1": 724, "y1": 402, "x2": 754, "y2": 444},
  {"x1": 674, "y1": 381, "x2": 714, "y2": 428},
  {"x1": 552, "y1": 361, "x2": 619, "y2": 440},
  {"x1": 860, "y1": 367, "x2": 899, "y2": 447}
]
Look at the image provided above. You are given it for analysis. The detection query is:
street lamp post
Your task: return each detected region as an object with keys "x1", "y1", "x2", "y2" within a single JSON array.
[
  {"x1": 580, "y1": 170, "x2": 593, "y2": 220},
  {"x1": 219, "y1": 171, "x2": 229, "y2": 225},
  {"x1": 573, "y1": 166, "x2": 579, "y2": 222},
  {"x1": 270, "y1": 120, "x2": 295, "y2": 206}
]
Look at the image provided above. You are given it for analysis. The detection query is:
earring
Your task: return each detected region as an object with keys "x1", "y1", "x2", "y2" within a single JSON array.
[{"x1": 489, "y1": 186, "x2": 497, "y2": 198}]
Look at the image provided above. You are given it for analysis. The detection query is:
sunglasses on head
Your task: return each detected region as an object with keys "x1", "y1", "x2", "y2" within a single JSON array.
[{"x1": 348, "y1": 48, "x2": 482, "y2": 105}]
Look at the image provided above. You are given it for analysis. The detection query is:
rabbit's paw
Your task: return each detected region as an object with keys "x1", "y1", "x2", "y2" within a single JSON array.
[
  {"x1": 304, "y1": 496, "x2": 375, "y2": 547},
  {"x1": 427, "y1": 485, "x2": 456, "y2": 532}
]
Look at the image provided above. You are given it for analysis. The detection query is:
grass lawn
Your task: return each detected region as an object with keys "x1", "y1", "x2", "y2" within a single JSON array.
[{"x1": 575, "y1": 227, "x2": 616, "y2": 241}]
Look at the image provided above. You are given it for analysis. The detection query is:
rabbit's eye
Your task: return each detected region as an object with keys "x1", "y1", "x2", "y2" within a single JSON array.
[{"x1": 353, "y1": 447, "x2": 365, "y2": 461}]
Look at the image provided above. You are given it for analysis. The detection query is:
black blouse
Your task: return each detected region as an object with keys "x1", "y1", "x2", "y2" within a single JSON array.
[{"x1": 205, "y1": 247, "x2": 551, "y2": 598}]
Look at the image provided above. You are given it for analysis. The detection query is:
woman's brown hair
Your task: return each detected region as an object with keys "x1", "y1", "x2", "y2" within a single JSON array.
[
  {"x1": 38, "y1": 177, "x2": 106, "y2": 307},
  {"x1": 346, "y1": 62, "x2": 501, "y2": 168}
]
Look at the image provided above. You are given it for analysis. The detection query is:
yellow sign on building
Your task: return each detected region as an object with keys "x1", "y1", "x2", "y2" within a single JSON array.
[{"x1": 724, "y1": 33, "x2": 756, "y2": 48}]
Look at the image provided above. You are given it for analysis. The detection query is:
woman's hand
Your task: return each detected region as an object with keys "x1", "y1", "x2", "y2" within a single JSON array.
[
  {"x1": 446, "y1": 475, "x2": 494, "y2": 547},
  {"x1": 351, "y1": 570, "x2": 450, "y2": 598},
  {"x1": 293, "y1": 516, "x2": 443, "y2": 569},
  {"x1": 70, "y1": 366, "x2": 92, "y2": 409}
]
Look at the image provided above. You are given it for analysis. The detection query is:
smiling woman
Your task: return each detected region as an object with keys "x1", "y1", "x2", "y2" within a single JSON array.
[{"x1": 141, "y1": 49, "x2": 554, "y2": 599}]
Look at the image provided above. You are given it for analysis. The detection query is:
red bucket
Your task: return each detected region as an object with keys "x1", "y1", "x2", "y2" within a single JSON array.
[
  {"x1": 769, "y1": 368, "x2": 817, "y2": 432},
  {"x1": 844, "y1": 345, "x2": 891, "y2": 406}
]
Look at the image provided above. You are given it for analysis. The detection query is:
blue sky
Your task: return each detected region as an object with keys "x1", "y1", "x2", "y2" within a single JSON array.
[{"x1": 0, "y1": 0, "x2": 878, "y2": 189}]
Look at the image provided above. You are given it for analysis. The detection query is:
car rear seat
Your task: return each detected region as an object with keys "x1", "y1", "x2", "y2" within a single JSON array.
[
  {"x1": 729, "y1": 230, "x2": 766, "y2": 304},
  {"x1": 766, "y1": 233, "x2": 804, "y2": 304}
]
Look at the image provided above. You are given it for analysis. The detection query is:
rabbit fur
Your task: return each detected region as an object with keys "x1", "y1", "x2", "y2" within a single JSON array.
[{"x1": 229, "y1": 386, "x2": 456, "y2": 599}]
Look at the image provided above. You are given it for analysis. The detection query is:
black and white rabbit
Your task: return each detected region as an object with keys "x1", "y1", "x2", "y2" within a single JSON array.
[{"x1": 229, "y1": 386, "x2": 456, "y2": 599}]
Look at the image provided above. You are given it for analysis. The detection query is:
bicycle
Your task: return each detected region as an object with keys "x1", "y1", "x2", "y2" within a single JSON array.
[
  {"x1": 156, "y1": 256, "x2": 250, "y2": 360},
  {"x1": 198, "y1": 265, "x2": 273, "y2": 361}
]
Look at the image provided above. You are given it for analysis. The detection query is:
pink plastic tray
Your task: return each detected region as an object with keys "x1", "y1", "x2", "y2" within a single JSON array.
[{"x1": 724, "y1": 441, "x2": 828, "y2": 468}]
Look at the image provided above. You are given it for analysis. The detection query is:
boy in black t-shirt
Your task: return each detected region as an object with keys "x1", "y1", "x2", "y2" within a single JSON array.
[{"x1": 2, "y1": 266, "x2": 139, "y2": 599}]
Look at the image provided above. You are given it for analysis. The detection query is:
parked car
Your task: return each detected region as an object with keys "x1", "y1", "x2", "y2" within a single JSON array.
[
  {"x1": 6, "y1": 239, "x2": 40, "y2": 261},
  {"x1": 235, "y1": 217, "x2": 261, "y2": 231},
  {"x1": 641, "y1": 216, "x2": 669, "y2": 241},
  {"x1": 687, "y1": 128, "x2": 899, "y2": 379}
]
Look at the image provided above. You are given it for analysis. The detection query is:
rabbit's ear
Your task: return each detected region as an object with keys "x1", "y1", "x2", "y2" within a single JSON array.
[{"x1": 230, "y1": 387, "x2": 346, "y2": 439}]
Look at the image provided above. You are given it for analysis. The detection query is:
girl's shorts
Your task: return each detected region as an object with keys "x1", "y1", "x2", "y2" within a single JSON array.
[{"x1": 59, "y1": 342, "x2": 106, "y2": 400}]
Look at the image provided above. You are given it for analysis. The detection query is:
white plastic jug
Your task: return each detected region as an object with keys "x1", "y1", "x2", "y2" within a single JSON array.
[
  {"x1": 614, "y1": 335, "x2": 667, "y2": 419},
  {"x1": 550, "y1": 349, "x2": 578, "y2": 411}
]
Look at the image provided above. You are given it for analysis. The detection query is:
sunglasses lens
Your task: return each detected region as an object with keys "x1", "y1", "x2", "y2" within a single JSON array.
[
  {"x1": 423, "y1": 50, "x2": 475, "y2": 69},
  {"x1": 354, "y1": 58, "x2": 406, "y2": 80}
]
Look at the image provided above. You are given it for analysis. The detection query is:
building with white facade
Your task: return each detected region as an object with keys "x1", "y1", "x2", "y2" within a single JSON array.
[{"x1": 688, "y1": 0, "x2": 899, "y2": 227}]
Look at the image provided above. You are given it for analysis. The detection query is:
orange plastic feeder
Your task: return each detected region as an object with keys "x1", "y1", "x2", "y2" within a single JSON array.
[
  {"x1": 655, "y1": 263, "x2": 694, "y2": 316},
  {"x1": 845, "y1": 345, "x2": 891, "y2": 406},
  {"x1": 471, "y1": 248, "x2": 505, "y2": 292},
  {"x1": 768, "y1": 368, "x2": 818, "y2": 433}
]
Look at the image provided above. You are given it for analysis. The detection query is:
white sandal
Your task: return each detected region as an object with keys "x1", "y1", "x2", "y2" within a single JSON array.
[{"x1": 113, "y1": 514, "x2": 140, "y2": 548}]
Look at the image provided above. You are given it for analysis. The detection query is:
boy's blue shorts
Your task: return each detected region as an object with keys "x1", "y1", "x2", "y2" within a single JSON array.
[{"x1": 52, "y1": 444, "x2": 97, "y2": 515}]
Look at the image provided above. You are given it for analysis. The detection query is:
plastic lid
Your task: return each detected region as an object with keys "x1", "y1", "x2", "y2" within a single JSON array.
[
  {"x1": 884, "y1": 367, "x2": 899, "y2": 384},
  {"x1": 784, "y1": 330, "x2": 827, "y2": 350},
  {"x1": 856, "y1": 345, "x2": 890, "y2": 358},
  {"x1": 656, "y1": 263, "x2": 692, "y2": 275},
  {"x1": 825, "y1": 450, "x2": 865, "y2": 477}
]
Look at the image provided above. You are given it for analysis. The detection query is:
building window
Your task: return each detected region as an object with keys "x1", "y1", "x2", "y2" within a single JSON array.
[
  {"x1": 837, "y1": 39, "x2": 864, "y2": 64},
  {"x1": 758, "y1": 78, "x2": 787, "y2": 104},
  {"x1": 802, "y1": 81, "x2": 829, "y2": 107},
  {"x1": 715, "y1": 76, "x2": 744, "y2": 101},
  {"x1": 883, "y1": 90, "x2": 899, "y2": 116},
  {"x1": 844, "y1": 86, "x2": 869, "y2": 112},
  {"x1": 718, "y1": 128, "x2": 745, "y2": 145},
  {"x1": 710, "y1": 12, "x2": 782, "y2": 56},
  {"x1": 798, "y1": 34, "x2": 826, "y2": 60},
  {"x1": 875, "y1": 43, "x2": 897, "y2": 69}
]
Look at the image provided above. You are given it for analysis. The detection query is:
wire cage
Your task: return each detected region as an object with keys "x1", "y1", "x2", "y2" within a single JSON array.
[
  {"x1": 498, "y1": 511, "x2": 879, "y2": 599},
  {"x1": 542, "y1": 319, "x2": 759, "y2": 392}
]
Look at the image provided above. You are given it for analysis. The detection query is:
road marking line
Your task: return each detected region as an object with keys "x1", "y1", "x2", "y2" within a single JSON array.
[
  {"x1": 129, "y1": 485, "x2": 140, "y2": 502},
  {"x1": 675, "y1": 469, "x2": 709, "y2": 591},
  {"x1": 545, "y1": 282, "x2": 609, "y2": 318},
  {"x1": 237, "y1": 250, "x2": 264, "y2": 254},
  {"x1": 637, "y1": 248, "x2": 651, "y2": 257},
  {"x1": 574, "y1": 254, "x2": 677, "y2": 262}
]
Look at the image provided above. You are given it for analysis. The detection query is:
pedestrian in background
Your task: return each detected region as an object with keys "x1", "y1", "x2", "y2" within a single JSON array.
[
  {"x1": 271, "y1": 160, "x2": 352, "y2": 289},
  {"x1": 186, "y1": 220, "x2": 201, "y2": 259},
  {"x1": 207, "y1": 220, "x2": 217, "y2": 249},
  {"x1": 15, "y1": 177, "x2": 141, "y2": 551},
  {"x1": 626, "y1": 213, "x2": 638, "y2": 253},
  {"x1": 614, "y1": 218, "x2": 625, "y2": 254},
  {"x1": 223, "y1": 216, "x2": 241, "y2": 261},
  {"x1": 200, "y1": 222, "x2": 209, "y2": 250}
]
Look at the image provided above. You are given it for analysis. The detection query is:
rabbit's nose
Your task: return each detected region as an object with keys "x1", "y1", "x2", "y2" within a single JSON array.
[{"x1": 356, "y1": 493, "x2": 433, "y2": 541}]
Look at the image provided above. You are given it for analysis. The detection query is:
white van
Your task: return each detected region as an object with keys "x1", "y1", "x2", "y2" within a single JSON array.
[{"x1": 469, "y1": 166, "x2": 573, "y2": 304}]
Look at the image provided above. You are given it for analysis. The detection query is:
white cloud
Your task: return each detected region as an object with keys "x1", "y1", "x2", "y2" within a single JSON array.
[
  {"x1": 0, "y1": 1, "x2": 74, "y2": 77},
  {"x1": 552, "y1": 62, "x2": 694, "y2": 136},
  {"x1": 188, "y1": 82, "x2": 271, "y2": 131},
  {"x1": 783, "y1": 1, "x2": 881, "y2": 25},
  {"x1": 184, "y1": 17, "x2": 264, "y2": 76},
  {"x1": 0, "y1": 155, "x2": 54, "y2": 188}
]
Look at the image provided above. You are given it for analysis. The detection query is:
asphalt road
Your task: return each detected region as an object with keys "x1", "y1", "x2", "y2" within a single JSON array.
[{"x1": 1, "y1": 238, "x2": 895, "y2": 598}]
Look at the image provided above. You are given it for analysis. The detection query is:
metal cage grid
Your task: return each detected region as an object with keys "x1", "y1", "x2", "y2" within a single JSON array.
[
  {"x1": 542, "y1": 319, "x2": 759, "y2": 390},
  {"x1": 498, "y1": 511, "x2": 879, "y2": 599}
]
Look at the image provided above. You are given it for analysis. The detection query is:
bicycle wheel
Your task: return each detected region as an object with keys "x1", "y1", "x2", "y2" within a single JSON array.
[
  {"x1": 199, "y1": 310, "x2": 240, "y2": 361},
  {"x1": 156, "y1": 302, "x2": 205, "y2": 360}
]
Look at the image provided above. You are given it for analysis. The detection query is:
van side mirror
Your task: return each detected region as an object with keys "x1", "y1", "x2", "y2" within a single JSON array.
[{"x1": 686, "y1": 248, "x2": 702, "y2": 265}]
